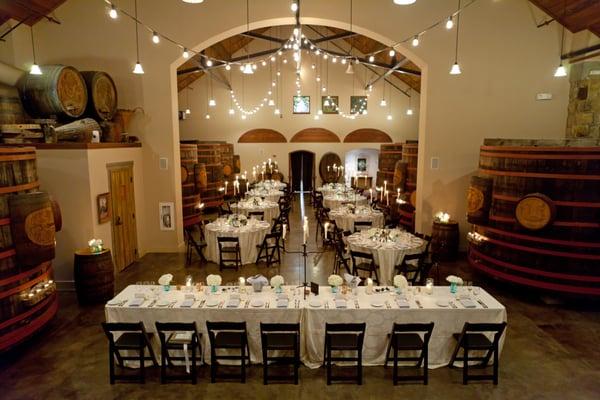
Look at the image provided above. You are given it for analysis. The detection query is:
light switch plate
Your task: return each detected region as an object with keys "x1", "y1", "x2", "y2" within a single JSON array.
[
  {"x1": 430, "y1": 157, "x2": 439, "y2": 170},
  {"x1": 159, "y1": 157, "x2": 168, "y2": 170},
  {"x1": 536, "y1": 93, "x2": 553, "y2": 100}
]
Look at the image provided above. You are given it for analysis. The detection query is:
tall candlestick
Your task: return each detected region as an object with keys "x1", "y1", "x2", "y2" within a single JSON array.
[
  {"x1": 367, "y1": 278, "x2": 373, "y2": 294},
  {"x1": 324, "y1": 222, "x2": 329, "y2": 240},
  {"x1": 303, "y1": 217, "x2": 309, "y2": 244},
  {"x1": 282, "y1": 224, "x2": 287, "y2": 240},
  {"x1": 386, "y1": 190, "x2": 389, "y2": 205},
  {"x1": 246, "y1": 181, "x2": 249, "y2": 193},
  {"x1": 384, "y1": 180, "x2": 387, "y2": 197},
  {"x1": 225, "y1": 181, "x2": 228, "y2": 194},
  {"x1": 369, "y1": 188, "x2": 373, "y2": 202}
]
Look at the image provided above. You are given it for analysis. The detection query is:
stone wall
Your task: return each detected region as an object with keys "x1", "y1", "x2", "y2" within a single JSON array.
[{"x1": 567, "y1": 62, "x2": 600, "y2": 138}]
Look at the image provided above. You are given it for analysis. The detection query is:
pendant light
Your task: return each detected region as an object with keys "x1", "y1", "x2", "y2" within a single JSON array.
[
  {"x1": 393, "y1": 0, "x2": 416, "y2": 4},
  {"x1": 29, "y1": 27, "x2": 42, "y2": 75},
  {"x1": 208, "y1": 72, "x2": 216, "y2": 107},
  {"x1": 132, "y1": 0, "x2": 144, "y2": 74},
  {"x1": 185, "y1": 87, "x2": 191, "y2": 114},
  {"x1": 345, "y1": 0, "x2": 355, "y2": 75},
  {"x1": 242, "y1": 0, "x2": 254, "y2": 74},
  {"x1": 108, "y1": 4, "x2": 118, "y2": 19},
  {"x1": 152, "y1": 31, "x2": 160, "y2": 44},
  {"x1": 449, "y1": 0, "x2": 462, "y2": 75},
  {"x1": 406, "y1": 89, "x2": 414, "y2": 115},
  {"x1": 554, "y1": 0, "x2": 567, "y2": 77},
  {"x1": 445, "y1": 17, "x2": 454, "y2": 30}
]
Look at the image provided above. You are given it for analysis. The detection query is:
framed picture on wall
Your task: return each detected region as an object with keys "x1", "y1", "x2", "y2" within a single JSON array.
[
  {"x1": 293, "y1": 95, "x2": 310, "y2": 114},
  {"x1": 357, "y1": 158, "x2": 367, "y2": 172},
  {"x1": 321, "y1": 95, "x2": 339, "y2": 114},
  {"x1": 97, "y1": 193, "x2": 111, "y2": 224},
  {"x1": 350, "y1": 96, "x2": 367, "y2": 114},
  {"x1": 159, "y1": 202, "x2": 175, "y2": 231}
]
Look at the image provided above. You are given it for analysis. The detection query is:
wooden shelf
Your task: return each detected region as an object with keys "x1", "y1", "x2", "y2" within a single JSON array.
[{"x1": 0, "y1": 143, "x2": 141, "y2": 150}]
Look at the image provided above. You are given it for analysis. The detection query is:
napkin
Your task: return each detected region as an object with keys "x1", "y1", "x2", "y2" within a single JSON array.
[
  {"x1": 128, "y1": 297, "x2": 144, "y2": 307},
  {"x1": 180, "y1": 299, "x2": 195, "y2": 308},
  {"x1": 227, "y1": 298, "x2": 241, "y2": 308},
  {"x1": 459, "y1": 299, "x2": 477, "y2": 308},
  {"x1": 335, "y1": 299, "x2": 347, "y2": 309},
  {"x1": 247, "y1": 275, "x2": 268, "y2": 285},
  {"x1": 277, "y1": 293, "x2": 289, "y2": 300},
  {"x1": 344, "y1": 273, "x2": 361, "y2": 288},
  {"x1": 396, "y1": 298, "x2": 410, "y2": 308},
  {"x1": 134, "y1": 292, "x2": 146, "y2": 299},
  {"x1": 276, "y1": 299, "x2": 289, "y2": 308}
]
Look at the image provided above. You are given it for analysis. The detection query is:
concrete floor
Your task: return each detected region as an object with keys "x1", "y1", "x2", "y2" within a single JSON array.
[{"x1": 1, "y1": 194, "x2": 599, "y2": 400}]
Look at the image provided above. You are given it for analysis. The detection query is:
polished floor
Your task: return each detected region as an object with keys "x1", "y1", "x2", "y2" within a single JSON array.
[{"x1": 1, "y1": 194, "x2": 599, "y2": 400}]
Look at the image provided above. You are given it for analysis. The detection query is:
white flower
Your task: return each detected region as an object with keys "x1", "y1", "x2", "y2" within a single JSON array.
[
  {"x1": 158, "y1": 274, "x2": 173, "y2": 286},
  {"x1": 328, "y1": 274, "x2": 343, "y2": 287},
  {"x1": 270, "y1": 275, "x2": 284, "y2": 288},
  {"x1": 446, "y1": 275, "x2": 463, "y2": 285},
  {"x1": 393, "y1": 275, "x2": 408, "y2": 289},
  {"x1": 206, "y1": 274, "x2": 222, "y2": 286}
]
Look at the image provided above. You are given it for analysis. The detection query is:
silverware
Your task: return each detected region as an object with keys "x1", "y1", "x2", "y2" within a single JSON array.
[
  {"x1": 415, "y1": 299, "x2": 423, "y2": 309},
  {"x1": 477, "y1": 299, "x2": 488, "y2": 309},
  {"x1": 197, "y1": 299, "x2": 205, "y2": 308},
  {"x1": 147, "y1": 300, "x2": 156, "y2": 308}
]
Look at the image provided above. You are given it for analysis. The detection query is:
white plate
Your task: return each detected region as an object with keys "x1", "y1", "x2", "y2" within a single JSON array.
[
  {"x1": 370, "y1": 300, "x2": 384, "y2": 308},
  {"x1": 436, "y1": 299, "x2": 449, "y2": 307},
  {"x1": 205, "y1": 298, "x2": 219, "y2": 307},
  {"x1": 156, "y1": 299, "x2": 169, "y2": 307},
  {"x1": 309, "y1": 299, "x2": 322, "y2": 308},
  {"x1": 250, "y1": 299, "x2": 265, "y2": 308}
]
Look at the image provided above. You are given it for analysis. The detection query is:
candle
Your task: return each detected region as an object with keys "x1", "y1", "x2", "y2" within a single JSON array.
[
  {"x1": 397, "y1": 188, "x2": 400, "y2": 198},
  {"x1": 425, "y1": 278, "x2": 434, "y2": 295},
  {"x1": 225, "y1": 181, "x2": 228, "y2": 194},
  {"x1": 369, "y1": 188, "x2": 373, "y2": 202},
  {"x1": 384, "y1": 180, "x2": 387, "y2": 199},
  {"x1": 386, "y1": 190, "x2": 389, "y2": 205},
  {"x1": 261, "y1": 171, "x2": 264, "y2": 181},
  {"x1": 239, "y1": 277, "x2": 245, "y2": 287},
  {"x1": 185, "y1": 275, "x2": 193, "y2": 290},
  {"x1": 364, "y1": 174, "x2": 367, "y2": 185},
  {"x1": 246, "y1": 181, "x2": 249, "y2": 193},
  {"x1": 324, "y1": 222, "x2": 329, "y2": 240},
  {"x1": 366, "y1": 278, "x2": 373, "y2": 294},
  {"x1": 303, "y1": 217, "x2": 309, "y2": 245},
  {"x1": 282, "y1": 223, "x2": 287, "y2": 240},
  {"x1": 327, "y1": 166, "x2": 330, "y2": 172}
]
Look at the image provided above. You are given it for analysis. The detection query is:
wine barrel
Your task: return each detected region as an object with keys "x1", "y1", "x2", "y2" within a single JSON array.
[
  {"x1": 393, "y1": 160, "x2": 407, "y2": 192},
  {"x1": 398, "y1": 203, "x2": 415, "y2": 233},
  {"x1": 431, "y1": 221, "x2": 459, "y2": 261},
  {"x1": 192, "y1": 143, "x2": 223, "y2": 208},
  {"x1": 74, "y1": 248, "x2": 114, "y2": 304},
  {"x1": 52, "y1": 118, "x2": 99, "y2": 142},
  {"x1": 469, "y1": 138, "x2": 600, "y2": 296},
  {"x1": 182, "y1": 194, "x2": 201, "y2": 227},
  {"x1": 467, "y1": 176, "x2": 493, "y2": 225},
  {"x1": 49, "y1": 197, "x2": 62, "y2": 232},
  {"x1": 0, "y1": 84, "x2": 26, "y2": 125},
  {"x1": 233, "y1": 154, "x2": 241, "y2": 174},
  {"x1": 18, "y1": 65, "x2": 88, "y2": 119},
  {"x1": 378, "y1": 143, "x2": 403, "y2": 172},
  {"x1": 80, "y1": 71, "x2": 117, "y2": 121},
  {"x1": 9, "y1": 192, "x2": 55, "y2": 268},
  {"x1": 180, "y1": 144, "x2": 198, "y2": 197},
  {"x1": 319, "y1": 152, "x2": 342, "y2": 184},
  {"x1": 376, "y1": 171, "x2": 394, "y2": 189},
  {"x1": 196, "y1": 163, "x2": 208, "y2": 190},
  {"x1": 402, "y1": 142, "x2": 418, "y2": 192},
  {"x1": 219, "y1": 143, "x2": 234, "y2": 177}
]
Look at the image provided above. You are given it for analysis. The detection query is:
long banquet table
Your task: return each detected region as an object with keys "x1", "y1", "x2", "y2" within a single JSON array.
[{"x1": 106, "y1": 285, "x2": 506, "y2": 369}]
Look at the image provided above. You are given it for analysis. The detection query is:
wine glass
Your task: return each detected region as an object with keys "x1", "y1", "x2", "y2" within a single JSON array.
[{"x1": 473, "y1": 284, "x2": 481, "y2": 296}]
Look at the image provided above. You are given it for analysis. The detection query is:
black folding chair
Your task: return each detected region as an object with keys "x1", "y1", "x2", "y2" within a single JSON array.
[
  {"x1": 260, "y1": 323, "x2": 301, "y2": 385},
  {"x1": 350, "y1": 250, "x2": 379, "y2": 284},
  {"x1": 248, "y1": 210, "x2": 265, "y2": 221},
  {"x1": 206, "y1": 321, "x2": 250, "y2": 383},
  {"x1": 334, "y1": 238, "x2": 352, "y2": 275},
  {"x1": 256, "y1": 232, "x2": 283, "y2": 268},
  {"x1": 324, "y1": 323, "x2": 366, "y2": 385},
  {"x1": 155, "y1": 322, "x2": 202, "y2": 384},
  {"x1": 217, "y1": 237, "x2": 242, "y2": 271},
  {"x1": 101, "y1": 322, "x2": 158, "y2": 384},
  {"x1": 384, "y1": 322, "x2": 435, "y2": 385},
  {"x1": 184, "y1": 223, "x2": 207, "y2": 265},
  {"x1": 353, "y1": 220, "x2": 373, "y2": 232},
  {"x1": 448, "y1": 322, "x2": 507, "y2": 385},
  {"x1": 395, "y1": 235, "x2": 432, "y2": 284}
]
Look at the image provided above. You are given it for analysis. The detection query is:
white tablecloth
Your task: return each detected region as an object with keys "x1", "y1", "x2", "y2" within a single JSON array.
[
  {"x1": 204, "y1": 219, "x2": 270, "y2": 264},
  {"x1": 323, "y1": 195, "x2": 368, "y2": 210},
  {"x1": 230, "y1": 199, "x2": 279, "y2": 225},
  {"x1": 316, "y1": 184, "x2": 348, "y2": 197},
  {"x1": 330, "y1": 206, "x2": 384, "y2": 232},
  {"x1": 254, "y1": 180, "x2": 286, "y2": 191},
  {"x1": 106, "y1": 285, "x2": 506, "y2": 369},
  {"x1": 246, "y1": 189, "x2": 283, "y2": 203},
  {"x1": 347, "y1": 229, "x2": 425, "y2": 285}
]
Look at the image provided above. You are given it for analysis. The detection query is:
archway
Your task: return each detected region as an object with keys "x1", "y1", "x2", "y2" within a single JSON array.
[
  {"x1": 289, "y1": 150, "x2": 315, "y2": 193},
  {"x1": 344, "y1": 148, "x2": 379, "y2": 189}
]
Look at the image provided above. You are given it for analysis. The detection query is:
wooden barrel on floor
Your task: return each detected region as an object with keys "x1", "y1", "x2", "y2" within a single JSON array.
[
  {"x1": 74, "y1": 248, "x2": 114, "y2": 304},
  {"x1": 468, "y1": 138, "x2": 600, "y2": 296},
  {"x1": 402, "y1": 142, "x2": 418, "y2": 192},
  {"x1": 378, "y1": 143, "x2": 403, "y2": 172},
  {"x1": 80, "y1": 71, "x2": 118, "y2": 121},
  {"x1": 180, "y1": 144, "x2": 198, "y2": 197},
  {"x1": 431, "y1": 221, "x2": 459, "y2": 261},
  {"x1": 0, "y1": 84, "x2": 26, "y2": 125},
  {"x1": 467, "y1": 176, "x2": 493, "y2": 225},
  {"x1": 194, "y1": 144, "x2": 223, "y2": 208},
  {"x1": 18, "y1": 65, "x2": 88, "y2": 119},
  {"x1": 319, "y1": 152, "x2": 342, "y2": 184},
  {"x1": 219, "y1": 143, "x2": 234, "y2": 178}
]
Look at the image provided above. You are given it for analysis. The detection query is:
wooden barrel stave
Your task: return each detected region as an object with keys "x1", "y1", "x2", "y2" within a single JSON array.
[
  {"x1": 73, "y1": 248, "x2": 114, "y2": 304},
  {"x1": 80, "y1": 71, "x2": 118, "y2": 121},
  {"x1": 378, "y1": 143, "x2": 403, "y2": 172},
  {"x1": 431, "y1": 221, "x2": 459, "y2": 262},
  {"x1": 467, "y1": 176, "x2": 493, "y2": 225}
]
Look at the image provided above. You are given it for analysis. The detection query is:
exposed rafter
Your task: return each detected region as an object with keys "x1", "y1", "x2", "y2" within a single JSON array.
[
  {"x1": 240, "y1": 31, "x2": 286, "y2": 44},
  {"x1": 313, "y1": 31, "x2": 358, "y2": 43}
]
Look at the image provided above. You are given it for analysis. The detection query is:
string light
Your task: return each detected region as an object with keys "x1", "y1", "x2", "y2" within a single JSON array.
[
  {"x1": 389, "y1": 49, "x2": 396, "y2": 57},
  {"x1": 206, "y1": 59, "x2": 213, "y2": 67},
  {"x1": 152, "y1": 31, "x2": 160, "y2": 44},
  {"x1": 109, "y1": 4, "x2": 118, "y2": 19},
  {"x1": 291, "y1": 2, "x2": 298, "y2": 12},
  {"x1": 183, "y1": 48, "x2": 190, "y2": 58},
  {"x1": 411, "y1": 35, "x2": 419, "y2": 47},
  {"x1": 368, "y1": 55, "x2": 375, "y2": 62},
  {"x1": 445, "y1": 17, "x2": 454, "y2": 30}
]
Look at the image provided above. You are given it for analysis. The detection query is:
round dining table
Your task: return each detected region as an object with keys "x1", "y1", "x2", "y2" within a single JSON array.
[
  {"x1": 347, "y1": 228, "x2": 426, "y2": 285},
  {"x1": 230, "y1": 198, "x2": 279, "y2": 225},
  {"x1": 254, "y1": 180, "x2": 287, "y2": 191},
  {"x1": 245, "y1": 188, "x2": 284, "y2": 203},
  {"x1": 323, "y1": 193, "x2": 368, "y2": 210},
  {"x1": 329, "y1": 205, "x2": 385, "y2": 232},
  {"x1": 316, "y1": 183, "x2": 348, "y2": 197},
  {"x1": 204, "y1": 218, "x2": 270, "y2": 265}
]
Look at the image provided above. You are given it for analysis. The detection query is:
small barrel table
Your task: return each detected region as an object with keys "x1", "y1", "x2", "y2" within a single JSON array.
[
  {"x1": 74, "y1": 248, "x2": 114, "y2": 304},
  {"x1": 431, "y1": 221, "x2": 459, "y2": 261}
]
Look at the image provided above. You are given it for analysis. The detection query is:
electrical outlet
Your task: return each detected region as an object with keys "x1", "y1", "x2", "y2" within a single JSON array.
[
  {"x1": 536, "y1": 93, "x2": 553, "y2": 101},
  {"x1": 159, "y1": 157, "x2": 168, "y2": 170},
  {"x1": 430, "y1": 157, "x2": 439, "y2": 170}
]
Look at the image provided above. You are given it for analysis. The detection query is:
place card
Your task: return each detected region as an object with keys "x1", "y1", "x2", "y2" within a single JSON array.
[
  {"x1": 335, "y1": 299, "x2": 347, "y2": 309},
  {"x1": 276, "y1": 299, "x2": 289, "y2": 308},
  {"x1": 226, "y1": 298, "x2": 241, "y2": 308},
  {"x1": 396, "y1": 299, "x2": 410, "y2": 308},
  {"x1": 459, "y1": 298, "x2": 477, "y2": 308},
  {"x1": 310, "y1": 282, "x2": 319, "y2": 295}
]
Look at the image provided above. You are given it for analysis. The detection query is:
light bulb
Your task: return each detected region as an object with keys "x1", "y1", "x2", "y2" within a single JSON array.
[
  {"x1": 132, "y1": 62, "x2": 144, "y2": 74},
  {"x1": 314, "y1": 115, "x2": 320, "y2": 120},
  {"x1": 109, "y1": 5, "x2": 118, "y2": 19},
  {"x1": 271, "y1": 56, "x2": 276, "y2": 62},
  {"x1": 332, "y1": 57, "x2": 337, "y2": 63},
  {"x1": 183, "y1": 48, "x2": 190, "y2": 58},
  {"x1": 291, "y1": 2, "x2": 298, "y2": 12},
  {"x1": 316, "y1": 76, "x2": 321, "y2": 82},
  {"x1": 450, "y1": 62, "x2": 462, "y2": 75},
  {"x1": 274, "y1": 108, "x2": 281, "y2": 115},
  {"x1": 252, "y1": 64, "x2": 257, "y2": 70},
  {"x1": 322, "y1": 86, "x2": 326, "y2": 92},
  {"x1": 406, "y1": 108, "x2": 413, "y2": 115},
  {"x1": 228, "y1": 108, "x2": 234, "y2": 115},
  {"x1": 412, "y1": 36, "x2": 419, "y2": 47},
  {"x1": 324, "y1": 99, "x2": 330, "y2": 107},
  {"x1": 389, "y1": 49, "x2": 396, "y2": 57},
  {"x1": 387, "y1": 114, "x2": 393, "y2": 120},
  {"x1": 205, "y1": 114, "x2": 210, "y2": 119},
  {"x1": 185, "y1": 108, "x2": 191, "y2": 115},
  {"x1": 554, "y1": 64, "x2": 567, "y2": 77},
  {"x1": 241, "y1": 114, "x2": 247, "y2": 120},
  {"x1": 380, "y1": 99, "x2": 387, "y2": 107},
  {"x1": 293, "y1": 27, "x2": 299, "y2": 37},
  {"x1": 323, "y1": 54, "x2": 328, "y2": 60},
  {"x1": 30, "y1": 64, "x2": 42, "y2": 75},
  {"x1": 315, "y1": 49, "x2": 320, "y2": 55},
  {"x1": 318, "y1": 109, "x2": 323, "y2": 115},
  {"x1": 206, "y1": 59, "x2": 213, "y2": 67},
  {"x1": 152, "y1": 32, "x2": 160, "y2": 44},
  {"x1": 393, "y1": 0, "x2": 417, "y2": 4},
  {"x1": 283, "y1": 59, "x2": 288, "y2": 64},
  {"x1": 311, "y1": 63, "x2": 316, "y2": 69},
  {"x1": 225, "y1": 64, "x2": 231, "y2": 70},
  {"x1": 341, "y1": 58, "x2": 347, "y2": 65},
  {"x1": 242, "y1": 63, "x2": 254, "y2": 74},
  {"x1": 368, "y1": 55, "x2": 375, "y2": 62},
  {"x1": 445, "y1": 17, "x2": 454, "y2": 30},
  {"x1": 268, "y1": 99, "x2": 275, "y2": 106},
  {"x1": 208, "y1": 99, "x2": 216, "y2": 107},
  {"x1": 261, "y1": 60, "x2": 267, "y2": 66}
]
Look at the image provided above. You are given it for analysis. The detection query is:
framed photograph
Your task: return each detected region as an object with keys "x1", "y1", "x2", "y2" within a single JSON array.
[
  {"x1": 97, "y1": 193, "x2": 111, "y2": 224},
  {"x1": 293, "y1": 95, "x2": 310, "y2": 114},
  {"x1": 159, "y1": 202, "x2": 175, "y2": 231},
  {"x1": 321, "y1": 95, "x2": 339, "y2": 114},
  {"x1": 357, "y1": 158, "x2": 367, "y2": 172},
  {"x1": 350, "y1": 95, "x2": 367, "y2": 114}
]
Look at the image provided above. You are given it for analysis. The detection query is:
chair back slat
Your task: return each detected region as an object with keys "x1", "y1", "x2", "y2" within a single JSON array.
[{"x1": 326, "y1": 322, "x2": 366, "y2": 333}]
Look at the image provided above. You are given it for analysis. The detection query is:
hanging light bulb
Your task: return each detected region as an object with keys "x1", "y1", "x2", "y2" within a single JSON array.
[
  {"x1": 291, "y1": 2, "x2": 298, "y2": 12},
  {"x1": 324, "y1": 98, "x2": 330, "y2": 107},
  {"x1": 311, "y1": 63, "x2": 316, "y2": 69},
  {"x1": 133, "y1": 62, "x2": 144, "y2": 74},
  {"x1": 411, "y1": 36, "x2": 419, "y2": 47},
  {"x1": 208, "y1": 99, "x2": 216, "y2": 107},
  {"x1": 131, "y1": 1, "x2": 144, "y2": 75},
  {"x1": 315, "y1": 49, "x2": 321, "y2": 55},
  {"x1": 228, "y1": 108, "x2": 235, "y2": 115},
  {"x1": 241, "y1": 114, "x2": 247, "y2": 120},
  {"x1": 185, "y1": 108, "x2": 191, "y2": 115},
  {"x1": 271, "y1": 56, "x2": 276, "y2": 62},
  {"x1": 242, "y1": 63, "x2": 254, "y2": 74},
  {"x1": 449, "y1": 62, "x2": 462, "y2": 75},
  {"x1": 445, "y1": 17, "x2": 454, "y2": 30},
  {"x1": 109, "y1": 4, "x2": 118, "y2": 19},
  {"x1": 314, "y1": 114, "x2": 320, "y2": 120},
  {"x1": 345, "y1": 63, "x2": 354, "y2": 74},
  {"x1": 268, "y1": 99, "x2": 275, "y2": 106},
  {"x1": 387, "y1": 114, "x2": 393, "y2": 120},
  {"x1": 152, "y1": 31, "x2": 160, "y2": 44},
  {"x1": 323, "y1": 54, "x2": 328, "y2": 60},
  {"x1": 318, "y1": 109, "x2": 323, "y2": 115},
  {"x1": 316, "y1": 76, "x2": 321, "y2": 82},
  {"x1": 252, "y1": 64, "x2": 257, "y2": 70},
  {"x1": 322, "y1": 86, "x2": 326, "y2": 92},
  {"x1": 389, "y1": 49, "x2": 396, "y2": 57},
  {"x1": 261, "y1": 60, "x2": 267, "y2": 66},
  {"x1": 554, "y1": 63, "x2": 567, "y2": 77},
  {"x1": 406, "y1": 108, "x2": 413, "y2": 115},
  {"x1": 283, "y1": 58, "x2": 288, "y2": 64},
  {"x1": 380, "y1": 99, "x2": 387, "y2": 107},
  {"x1": 183, "y1": 48, "x2": 190, "y2": 58},
  {"x1": 30, "y1": 63, "x2": 42, "y2": 75},
  {"x1": 341, "y1": 58, "x2": 347, "y2": 65},
  {"x1": 332, "y1": 57, "x2": 337, "y2": 63},
  {"x1": 206, "y1": 59, "x2": 213, "y2": 67},
  {"x1": 274, "y1": 108, "x2": 281, "y2": 115},
  {"x1": 368, "y1": 55, "x2": 375, "y2": 62},
  {"x1": 225, "y1": 63, "x2": 231, "y2": 70}
]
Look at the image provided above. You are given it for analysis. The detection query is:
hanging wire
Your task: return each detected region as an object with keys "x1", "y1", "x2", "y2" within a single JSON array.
[
  {"x1": 134, "y1": 0, "x2": 140, "y2": 62},
  {"x1": 454, "y1": 0, "x2": 461, "y2": 63}
]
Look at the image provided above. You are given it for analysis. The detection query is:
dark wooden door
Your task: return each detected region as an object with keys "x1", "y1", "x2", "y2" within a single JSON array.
[{"x1": 289, "y1": 151, "x2": 315, "y2": 192}]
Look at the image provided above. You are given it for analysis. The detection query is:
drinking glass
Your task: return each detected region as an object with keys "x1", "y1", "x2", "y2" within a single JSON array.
[
  {"x1": 473, "y1": 285, "x2": 481, "y2": 296},
  {"x1": 466, "y1": 281, "x2": 473, "y2": 294}
]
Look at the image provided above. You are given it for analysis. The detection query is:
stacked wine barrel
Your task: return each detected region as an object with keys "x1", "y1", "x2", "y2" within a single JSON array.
[
  {"x1": 219, "y1": 143, "x2": 234, "y2": 179},
  {"x1": 195, "y1": 143, "x2": 224, "y2": 208},
  {"x1": 376, "y1": 143, "x2": 403, "y2": 188},
  {"x1": 180, "y1": 144, "x2": 201, "y2": 227},
  {"x1": 0, "y1": 147, "x2": 59, "y2": 352},
  {"x1": 467, "y1": 138, "x2": 600, "y2": 296}
]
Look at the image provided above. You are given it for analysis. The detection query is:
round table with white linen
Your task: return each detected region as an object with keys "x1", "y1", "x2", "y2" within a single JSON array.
[
  {"x1": 329, "y1": 205, "x2": 384, "y2": 232},
  {"x1": 316, "y1": 183, "x2": 348, "y2": 197},
  {"x1": 230, "y1": 198, "x2": 279, "y2": 225},
  {"x1": 204, "y1": 218, "x2": 270, "y2": 264},
  {"x1": 254, "y1": 180, "x2": 287, "y2": 191},
  {"x1": 323, "y1": 194, "x2": 368, "y2": 210},
  {"x1": 347, "y1": 228, "x2": 426, "y2": 285},
  {"x1": 246, "y1": 189, "x2": 284, "y2": 203}
]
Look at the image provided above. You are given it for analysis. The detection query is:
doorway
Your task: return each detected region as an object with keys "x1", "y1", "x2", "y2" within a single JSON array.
[
  {"x1": 108, "y1": 162, "x2": 139, "y2": 272},
  {"x1": 289, "y1": 151, "x2": 315, "y2": 193}
]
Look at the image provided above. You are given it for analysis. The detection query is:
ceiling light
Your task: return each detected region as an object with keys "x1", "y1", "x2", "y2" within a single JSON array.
[
  {"x1": 271, "y1": 56, "x2": 276, "y2": 62},
  {"x1": 183, "y1": 48, "x2": 190, "y2": 58},
  {"x1": 132, "y1": 62, "x2": 144, "y2": 74},
  {"x1": 341, "y1": 58, "x2": 347, "y2": 65},
  {"x1": 152, "y1": 32, "x2": 160, "y2": 44},
  {"x1": 205, "y1": 113, "x2": 210, "y2": 119},
  {"x1": 228, "y1": 108, "x2": 235, "y2": 115},
  {"x1": 206, "y1": 59, "x2": 213, "y2": 67},
  {"x1": 380, "y1": 99, "x2": 387, "y2": 107},
  {"x1": 274, "y1": 108, "x2": 281, "y2": 115},
  {"x1": 316, "y1": 49, "x2": 321, "y2": 55},
  {"x1": 252, "y1": 64, "x2": 257, "y2": 70},
  {"x1": 291, "y1": 2, "x2": 298, "y2": 12},
  {"x1": 445, "y1": 17, "x2": 454, "y2": 30},
  {"x1": 241, "y1": 114, "x2": 247, "y2": 120},
  {"x1": 389, "y1": 49, "x2": 395, "y2": 57},
  {"x1": 316, "y1": 76, "x2": 321, "y2": 82},
  {"x1": 208, "y1": 99, "x2": 216, "y2": 107},
  {"x1": 225, "y1": 64, "x2": 231, "y2": 70},
  {"x1": 322, "y1": 87, "x2": 326, "y2": 92},
  {"x1": 368, "y1": 55, "x2": 375, "y2": 62},
  {"x1": 554, "y1": 64, "x2": 567, "y2": 77},
  {"x1": 332, "y1": 57, "x2": 337, "y2": 63},
  {"x1": 393, "y1": 0, "x2": 416, "y2": 4},
  {"x1": 268, "y1": 99, "x2": 275, "y2": 106},
  {"x1": 345, "y1": 63, "x2": 354, "y2": 74},
  {"x1": 109, "y1": 5, "x2": 118, "y2": 19},
  {"x1": 242, "y1": 63, "x2": 254, "y2": 74},
  {"x1": 411, "y1": 36, "x2": 419, "y2": 47},
  {"x1": 387, "y1": 114, "x2": 393, "y2": 120},
  {"x1": 185, "y1": 108, "x2": 191, "y2": 115},
  {"x1": 406, "y1": 108, "x2": 413, "y2": 115},
  {"x1": 30, "y1": 64, "x2": 42, "y2": 75},
  {"x1": 261, "y1": 60, "x2": 267, "y2": 66},
  {"x1": 449, "y1": 62, "x2": 461, "y2": 75},
  {"x1": 311, "y1": 63, "x2": 316, "y2": 69},
  {"x1": 182, "y1": 0, "x2": 205, "y2": 3},
  {"x1": 323, "y1": 54, "x2": 328, "y2": 60},
  {"x1": 283, "y1": 59, "x2": 288, "y2": 64}
]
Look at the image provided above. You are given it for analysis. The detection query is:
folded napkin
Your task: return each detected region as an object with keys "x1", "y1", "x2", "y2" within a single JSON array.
[
  {"x1": 277, "y1": 293, "x2": 289, "y2": 300},
  {"x1": 344, "y1": 273, "x2": 361, "y2": 287},
  {"x1": 134, "y1": 292, "x2": 146, "y2": 299},
  {"x1": 180, "y1": 299, "x2": 195, "y2": 308},
  {"x1": 335, "y1": 299, "x2": 347, "y2": 309},
  {"x1": 227, "y1": 298, "x2": 241, "y2": 308},
  {"x1": 230, "y1": 293, "x2": 240, "y2": 300},
  {"x1": 128, "y1": 297, "x2": 145, "y2": 307},
  {"x1": 247, "y1": 275, "x2": 269, "y2": 285},
  {"x1": 396, "y1": 299, "x2": 410, "y2": 308},
  {"x1": 459, "y1": 299, "x2": 476, "y2": 308},
  {"x1": 276, "y1": 299, "x2": 289, "y2": 308}
]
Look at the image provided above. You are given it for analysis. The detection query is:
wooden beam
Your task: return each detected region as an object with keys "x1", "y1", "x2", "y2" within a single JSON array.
[
  {"x1": 364, "y1": 57, "x2": 410, "y2": 89},
  {"x1": 313, "y1": 31, "x2": 358, "y2": 43},
  {"x1": 240, "y1": 32, "x2": 285, "y2": 44}
]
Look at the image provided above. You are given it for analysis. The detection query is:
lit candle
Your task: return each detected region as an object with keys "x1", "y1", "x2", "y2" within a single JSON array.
[
  {"x1": 185, "y1": 275, "x2": 193, "y2": 288},
  {"x1": 327, "y1": 165, "x2": 330, "y2": 172},
  {"x1": 246, "y1": 181, "x2": 249, "y2": 193},
  {"x1": 366, "y1": 278, "x2": 373, "y2": 294},
  {"x1": 425, "y1": 278, "x2": 434, "y2": 295},
  {"x1": 225, "y1": 181, "x2": 228, "y2": 194},
  {"x1": 239, "y1": 277, "x2": 245, "y2": 287},
  {"x1": 324, "y1": 222, "x2": 329, "y2": 240},
  {"x1": 386, "y1": 190, "x2": 389, "y2": 205},
  {"x1": 397, "y1": 188, "x2": 400, "y2": 198},
  {"x1": 282, "y1": 223, "x2": 287, "y2": 240},
  {"x1": 369, "y1": 188, "x2": 373, "y2": 202},
  {"x1": 364, "y1": 174, "x2": 367, "y2": 186},
  {"x1": 303, "y1": 217, "x2": 309, "y2": 244},
  {"x1": 384, "y1": 180, "x2": 387, "y2": 197}
]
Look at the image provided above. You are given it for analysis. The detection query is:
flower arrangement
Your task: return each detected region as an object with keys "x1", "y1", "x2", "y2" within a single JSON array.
[
  {"x1": 158, "y1": 274, "x2": 173, "y2": 286},
  {"x1": 227, "y1": 213, "x2": 248, "y2": 227},
  {"x1": 88, "y1": 238, "x2": 104, "y2": 253},
  {"x1": 393, "y1": 275, "x2": 408, "y2": 289},
  {"x1": 368, "y1": 228, "x2": 395, "y2": 243},
  {"x1": 270, "y1": 275, "x2": 284, "y2": 288},
  {"x1": 206, "y1": 274, "x2": 222, "y2": 287},
  {"x1": 446, "y1": 275, "x2": 463, "y2": 285},
  {"x1": 328, "y1": 274, "x2": 343, "y2": 287}
]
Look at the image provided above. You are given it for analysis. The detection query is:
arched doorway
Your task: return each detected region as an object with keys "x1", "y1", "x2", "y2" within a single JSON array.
[{"x1": 289, "y1": 150, "x2": 315, "y2": 193}]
